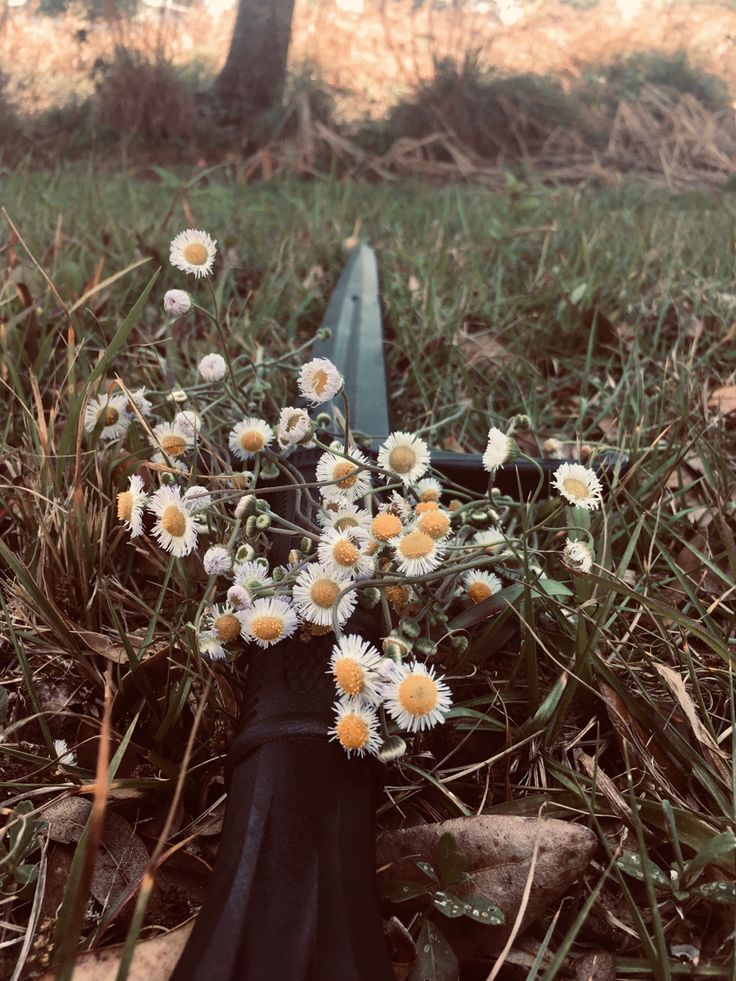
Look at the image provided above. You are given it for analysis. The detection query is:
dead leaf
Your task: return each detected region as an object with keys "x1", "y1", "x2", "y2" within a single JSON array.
[
  {"x1": 574, "y1": 951, "x2": 617, "y2": 981},
  {"x1": 383, "y1": 916, "x2": 416, "y2": 981},
  {"x1": 453, "y1": 329, "x2": 511, "y2": 368},
  {"x1": 39, "y1": 921, "x2": 193, "y2": 981},
  {"x1": 377, "y1": 815, "x2": 596, "y2": 957},
  {"x1": 42, "y1": 797, "x2": 91, "y2": 844},
  {"x1": 708, "y1": 385, "x2": 736, "y2": 416},
  {"x1": 575, "y1": 751, "x2": 635, "y2": 826}
]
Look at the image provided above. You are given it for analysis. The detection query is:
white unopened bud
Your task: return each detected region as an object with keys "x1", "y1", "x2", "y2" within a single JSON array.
[{"x1": 163, "y1": 289, "x2": 192, "y2": 317}]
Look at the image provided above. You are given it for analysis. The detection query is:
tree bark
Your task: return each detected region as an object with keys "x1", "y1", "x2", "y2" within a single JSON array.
[{"x1": 210, "y1": 0, "x2": 296, "y2": 126}]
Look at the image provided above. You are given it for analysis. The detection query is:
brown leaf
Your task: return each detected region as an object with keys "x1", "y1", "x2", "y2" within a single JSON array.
[
  {"x1": 39, "y1": 921, "x2": 193, "y2": 981},
  {"x1": 453, "y1": 329, "x2": 511, "y2": 368},
  {"x1": 42, "y1": 797, "x2": 91, "y2": 844},
  {"x1": 708, "y1": 385, "x2": 736, "y2": 416},
  {"x1": 377, "y1": 815, "x2": 596, "y2": 957},
  {"x1": 574, "y1": 951, "x2": 617, "y2": 981}
]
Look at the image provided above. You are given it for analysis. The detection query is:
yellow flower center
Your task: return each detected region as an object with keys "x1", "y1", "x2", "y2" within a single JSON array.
[
  {"x1": 420, "y1": 487, "x2": 439, "y2": 502},
  {"x1": 468, "y1": 581, "x2": 493, "y2": 604},
  {"x1": 161, "y1": 504, "x2": 186, "y2": 537},
  {"x1": 250, "y1": 615, "x2": 284, "y2": 642},
  {"x1": 371, "y1": 512, "x2": 402, "y2": 541},
  {"x1": 365, "y1": 541, "x2": 378, "y2": 556},
  {"x1": 336, "y1": 713, "x2": 369, "y2": 750},
  {"x1": 104, "y1": 406, "x2": 120, "y2": 426},
  {"x1": 311, "y1": 579, "x2": 340, "y2": 608},
  {"x1": 117, "y1": 490, "x2": 133, "y2": 522},
  {"x1": 240, "y1": 429, "x2": 265, "y2": 453},
  {"x1": 563, "y1": 478, "x2": 590, "y2": 501},
  {"x1": 385, "y1": 584, "x2": 410, "y2": 609},
  {"x1": 312, "y1": 368, "x2": 329, "y2": 396},
  {"x1": 334, "y1": 657, "x2": 365, "y2": 696},
  {"x1": 418, "y1": 510, "x2": 450, "y2": 540},
  {"x1": 399, "y1": 530, "x2": 434, "y2": 560},
  {"x1": 333, "y1": 539, "x2": 359, "y2": 567},
  {"x1": 214, "y1": 613, "x2": 241, "y2": 643},
  {"x1": 415, "y1": 500, "x2": 439, "y2": 515},
  {"x1": 160, "y1": 433, "x2": 187, "y2": 457},
  {"x1": 448, "y1": 499, "x2": 462, "y2": 512},
  {"x1": 334, "y1": 516, "x2": 359, "y2": 532},
  {"x1": 182, "y1": 242, "x2": 209, "y2": 266},
  {"x1": 388, "y1": 445, "x2": 416, "y2": 474},
  {"x1": 333, "y1": 461, "x2": 358, "y2": 489},
  {"x1": 398, "y1": 674, "x2": 439, "y2": 716}
]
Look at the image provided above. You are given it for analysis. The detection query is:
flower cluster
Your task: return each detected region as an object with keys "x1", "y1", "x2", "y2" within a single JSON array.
[{"x1": 100, "y1": 228, "x2": 610, "y2": 760}]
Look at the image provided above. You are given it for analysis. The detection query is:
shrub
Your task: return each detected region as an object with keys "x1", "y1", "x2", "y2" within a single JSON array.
[
  {"x1": 358, "y1": 54, "x2": 595, "y2": 159},
  {"x1": 92, "y1": 47, "x2": 199, "y2": 146}
]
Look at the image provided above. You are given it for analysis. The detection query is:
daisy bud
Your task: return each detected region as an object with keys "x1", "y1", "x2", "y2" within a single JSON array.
[
  {"x1": 301, "y1": 537, "x2": 313, "y2": 555},
  {"x1": 358, "y1": 587, "x2": 381, "y2": 609},
  {"x1": 245, "y1": 515, "x2": 258, "y2": 537},
  {"x1": 199, "y1": 353, "x2": 227, "y2": 383},
  {"x1": 163, "y1": 289, "x2": 192, "y2": 317},
  {"x1": 255, "y1": 514, "x2": 271, "y2": 531},
  {"x1": 235, "y1": 544, "x2": 256, "y2": 563},
  {"x1": 414, "y1": 638, "x2": 437, "y2": 657},
  {"x1": 377, "y1": 734, "x2": 407, "y2": 763},
  {"x1": 401, "y1": 620, "x2": 421, "y2": 639},
  {"x1": 382, "y1": 635, "x2": 412, "y2": 659},
  {"x1": 450, "y1": 633, "x2": 469, "y2": 652},
  {"x1": 272, "y1": 566, "x2": 286, "y2": 582},
  {"x1": 203, "y1": 545, "x2": 232, "y2": 576},
  {"x1": 235, "y1": 495, "x2": 257, "y2": 519}
]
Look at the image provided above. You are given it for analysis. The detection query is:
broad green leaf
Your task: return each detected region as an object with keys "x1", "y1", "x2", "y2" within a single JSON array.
[
  {"x1": 432, "y1": 891, "x2": 466, "y2": 918},
  {"x1": 684, "y1": 831, "x2": 736, "y2": 880},
  {"x1": 435, "y1": 833, "x2": 467, "y2": 887},
  {"x1": 416, "y1": 861, "x2": 439, "y2": 883},
  {"x1": 461, "y1": 895, "x2": 505, "y2": 925},
  {"x1": 382, "y1": 879, "x2": 430, "y2": 903},
  {"x1": 697, "y1": 881, "x2": 736, "y2": 905},
  {"x1": 409, "y1": 919, "x2": 459, "y2": 981}
]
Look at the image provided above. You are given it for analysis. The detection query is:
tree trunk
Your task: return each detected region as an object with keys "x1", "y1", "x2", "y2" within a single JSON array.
[{"x1": 210, "y1": 0, "x2": 296, "y2": 126}]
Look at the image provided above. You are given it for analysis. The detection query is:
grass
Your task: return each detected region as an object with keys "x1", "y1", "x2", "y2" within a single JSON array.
[{"x1": 0, "y1": 165, "x2": 735, "y2": 979}]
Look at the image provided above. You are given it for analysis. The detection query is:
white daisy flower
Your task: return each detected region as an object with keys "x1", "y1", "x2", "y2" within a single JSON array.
[
  {"x1": 227, "y1": 584, "x2": 252, "y2": 610},
  {"x1": 127, "y1": 388, "x2": 153, "y2": 417},
  {"x1": 416, "y1": 508, "x2": 451, "y2": 541},
  {"x1": 553, "y1": 463, "x2": 603, "y2": 511},
  {"x1": 473, "y1": 529, "x2": 508, "y2": 554},
  {"x1": 370, "y1": 511, "x2": 404, "y2": 542},
  {"x1": 379, "y1": 490, "x2": 413, "y2": 521},
  {"x1": 315, "y1": 446, "x2": 372, "y2": 503},
  {"x1": 298, "y1": 357, "x2": 343, "y2": 405},
  {"x1": 228, "y1": 418, "x2": 274, "y2": 461},
  {"x1": 232, "y1": 559, "x2": 274, "y2": 596},
  {"x1": 563, "y1": 538, "x2": 594, "y2": 574},
  {"x1": 183, "y1": 485, "x2": 212, "y2": 513},
  {"x1": 382, "y1": 661, "x2": 453, "y2": 733},
  {"x1": 392, "y1": 530, "x2": 444, "y2": 577},
  {"x1": 198, "y1": 353, "x2": 227, "y2": 383},
  {"x1": 329, "y1": 701, "x2": 382, "y2": 757},
  {"x1": 482, "y1": 426, "x2": 513, "y2": 473},
  {"x1": 293, "y1": 563, "x2": 356, "y2": 628},
  {"x1": 163, "y1": 288, "x2": 192, "y2": 316},
  {"x1": 202, "y1": 603, "x2": 246, "y2": 646},
  {"x1": 175, "y1": 409, "x2": 203, "y2": 438},
  {"x1": 318, "y1": 503, "x2": 372, "y2": 536},
  {"x1": 414, "y1": 477, "x2": 442, "y2": 503},
  {"x1": 53, "y1": 739, "x2": 76, "y2": 766},
  {"x1": 463, "y1": 569, "x2": 503, "y2": 604},
  {"x1": 241, "y1": 597, "x2": 298, "y2": 648},
  {"x1": 198, "y1": 630, "x2": 227, "y2": 661},
  {"x1": 378, "y1": 432, "x2": 430, "y2": 486},
  {"x1": 148, "y1": 485, "x2": 204, "y2": 557},
  {"x1": 203, "y1": 545, "x2": 232, "y2": 576},
  {"x1": 149, "y1": 421, "x2": 194, "y2": 460},
  {"x1": 84, "y1": 393, "x2": 131, "y2": 442},
  {"x1": 318, "y1": 526, "x2": 373, "y2": 579},
  {"x1": 277, "y1": 406, "x2": 313, "y2": 447},
  {"x1": 116, "y1": 474, "x2": 148, "y2": 538},
  {"x1": 169, "y1": 228, "x2": 217, "y2": 278},
  {"x1": 329, "y1": 634, "x2": 384, "y2": 706}
]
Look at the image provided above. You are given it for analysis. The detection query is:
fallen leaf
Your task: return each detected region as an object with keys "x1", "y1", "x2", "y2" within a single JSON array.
[
  {"x1": 377, "y1": 815, "x2": 596, "y2": 958},
  {"x1": 453, "y1": 329, "x2": 511, "y2": 368},
  {"x1": 39, "y1": 921, "x2": 193, "y2": 981},
  {"x1": 708, "y1": 385, "x2": 736, "y2": 416},
  {"x1": 574, "y1": 951, "x2": 617, "y2": 981}
]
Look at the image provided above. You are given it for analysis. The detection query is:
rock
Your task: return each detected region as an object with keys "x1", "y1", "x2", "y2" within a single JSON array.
[{"x1": 377, "y1": 815, "x2": 597, "y2": 959}]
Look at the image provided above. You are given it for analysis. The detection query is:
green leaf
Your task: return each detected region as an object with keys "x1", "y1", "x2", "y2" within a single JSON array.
[
  {"x1": 684, "y1": 830, "x2": 736, "y2": 880},
  {"x1": 409, "y1": 919, "x2": 459, "y2": 981},
  {"x1": 461, "y1": 895, "x2": 505, "y2": 925},
  {"x1": 535, "y1": 577, "x2": 573, "y2": 598},
  {"x1": 432, "y1": 891, "x2": 467, "y2": 918},
  {"x1": 416, "y1": 861, "x2": 439, "y2": 883},
  {"x1": 696, "y1": 881, "x2": 736, "y2": 905},
  {"x1": 435, "y1": 833, "x2": 467, "y2": 887},
  {"x1": 569, "y1": 281, "x2": 587, "y2": 305},
  {"x1": 382, "y1": 879, "x2": 430, "y2": 903},
  {"x1": 616, "y1": 853, "x2": 670, "y2": 887}
]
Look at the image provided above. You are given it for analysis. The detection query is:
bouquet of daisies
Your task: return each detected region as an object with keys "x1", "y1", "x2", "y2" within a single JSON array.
[{"x1": 90, "y1": 229, "x2": 603, "y2": 761}]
